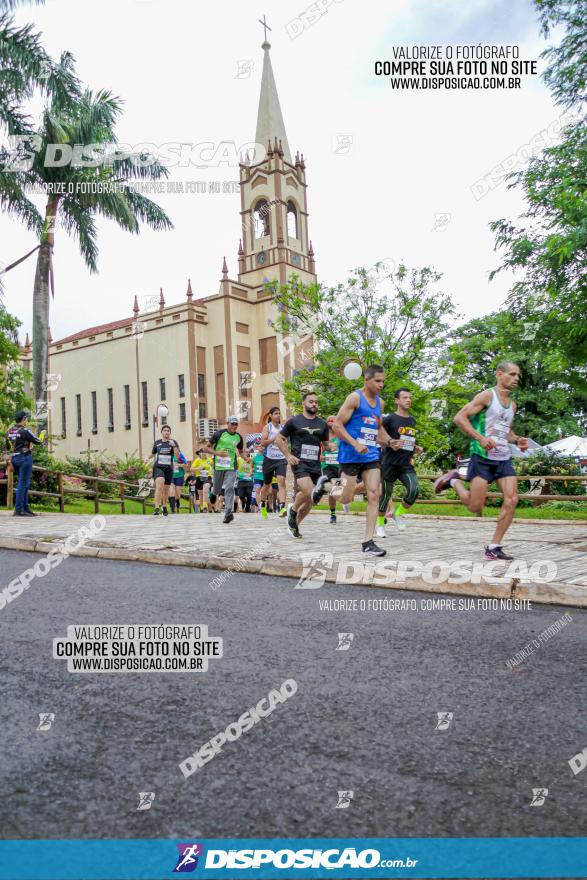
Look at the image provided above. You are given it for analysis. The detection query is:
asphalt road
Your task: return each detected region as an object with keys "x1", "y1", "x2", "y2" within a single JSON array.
[{"x1": 0, "y1": 548, "x2": 586, "y2": 841}]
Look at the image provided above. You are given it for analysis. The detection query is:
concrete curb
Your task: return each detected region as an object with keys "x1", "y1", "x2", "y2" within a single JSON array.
[{"x1": 0, "y1": 536, "x2": 585, "y2": 608}]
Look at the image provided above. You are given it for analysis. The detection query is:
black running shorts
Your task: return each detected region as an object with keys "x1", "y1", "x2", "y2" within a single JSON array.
[{"x1": 262, "y1": 457, "x2": 287, "y2": 484}]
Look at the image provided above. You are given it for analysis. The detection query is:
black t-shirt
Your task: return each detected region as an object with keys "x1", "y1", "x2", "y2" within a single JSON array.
[
  {"x1": 7, "y1": 425, "x2": 42, "y2": 455},
  {"x1": 280, "y1": 414, "x2": 329, "y2": 465},
  {"x1": 152, "y1": 439, "x2": 178, "y2": 468},
  {"x1": 381, "y1": 413, "x2": 417, "y2": 468},
  {"x1": 185, "y1": 475, "x2": 198, "y2": 493}
]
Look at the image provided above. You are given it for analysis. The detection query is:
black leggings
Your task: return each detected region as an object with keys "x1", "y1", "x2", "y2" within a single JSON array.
[
  {"x1": 379, "y1": 468, "x2": 419, "y2": 514},
  {"x1": 237, "y1": 483, "x2": 253, "y2": 512}
]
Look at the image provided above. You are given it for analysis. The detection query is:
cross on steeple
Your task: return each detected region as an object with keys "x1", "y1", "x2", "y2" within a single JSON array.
[{"x1": 258, "y1": 14, "x2": 271, "y2": 43}]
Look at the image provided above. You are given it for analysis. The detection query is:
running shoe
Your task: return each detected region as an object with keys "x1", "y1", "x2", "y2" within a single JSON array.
[
  {"x1": 287, "y1": 505, "x2": 301, "y2": 539},
  {"x1": 362, "y1": 540, "x2": 386, "y2": 557},
  {"x1": 223, "y1": 512, "x2": 234, "y2": 524},
  {"x1": 484, "y1": 545, "x2": 514, "y2": 561},
  {"x1": 162, "y1": 507, "x2": 168, "y2": 517},
  {"x1": 434, "y1": 469, "x2": 460, "y2": 494},
  {"x1": 23, "y1": 509, "x2": 37, "y2": 516},
  {"x1": 392, "y1": 512, "x2": 406, "y2": 531},
  {"x1": 153, "y1": 508, "x2": 160, "y2": 516},
  {"x1": 311, "y1": 475, "x2": 328, "y2": 505},
  {"x1": 375, "y1": 524, "x2": 386, "y2": 538},
  {"x1": 278, "y1": 504, "x2": 288, "y2": 518},
  {"x1": 261, "y1": 505, "x2": 268, "y2": 519},
  {"x1": 342, "y1": 503, "x2": 350, "y2": 513},
  {"x1": 330, "y1": 513, "x2": 337, "y2": 524}
]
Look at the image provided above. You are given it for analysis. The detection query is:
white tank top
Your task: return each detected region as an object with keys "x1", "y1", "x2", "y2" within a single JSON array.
[
  {"x1": 265, "y1": 421, "x2": 286, "y2": 460},
  {"x1": 484, "y1": 389, "x2": 514, "y2": 461}
]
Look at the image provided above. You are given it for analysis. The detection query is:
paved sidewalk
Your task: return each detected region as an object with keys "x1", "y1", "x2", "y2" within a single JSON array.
[{"x1": 1, "y1": 510, "x2": 586, "y2": 606}]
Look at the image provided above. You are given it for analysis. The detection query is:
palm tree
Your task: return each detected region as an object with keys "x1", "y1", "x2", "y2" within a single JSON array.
[
  {"x1": 1, "y1": 0, "x2": 80, "y2": 289},
  {"x1": 25, "y1": 88, "x2": 173, "y2": 429}
]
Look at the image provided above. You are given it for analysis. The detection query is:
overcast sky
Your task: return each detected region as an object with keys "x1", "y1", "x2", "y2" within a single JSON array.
[{"x1": 1, "y1": 0, "x2": 561, "y2": 341}]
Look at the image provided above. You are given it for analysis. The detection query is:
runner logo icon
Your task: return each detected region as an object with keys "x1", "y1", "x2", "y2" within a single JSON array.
[
  {"x1": 296, "y1": 552, "x2": 334, "y2": 589},
  {"x1": 173, "y1": 843, "x2": 203, "y2": 873}
]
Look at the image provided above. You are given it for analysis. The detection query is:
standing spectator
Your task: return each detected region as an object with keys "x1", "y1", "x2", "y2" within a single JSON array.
[{"x1": 6, "y1": 410, "x2": 44, "y2": 516}]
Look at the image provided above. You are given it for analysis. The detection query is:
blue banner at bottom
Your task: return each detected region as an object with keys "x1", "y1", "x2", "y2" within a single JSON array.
[{"x1": 0, "y1": 838, "x2": 586, "y2": 880}]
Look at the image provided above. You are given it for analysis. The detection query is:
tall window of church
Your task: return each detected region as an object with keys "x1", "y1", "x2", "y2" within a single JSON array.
[
  {"x1": 197, "y1": 373, "x2": 205, "y2": 398},
  {"x1": 141, "y1": 381, "x2": 148, "y2": 426},
  {"x1": 76, "y1": 394, "x2": 82, "y2": 436},
  {"x1": 259, "y1": 336, "x2": 278, "y2": 374},
  {"x1": 198, "y1": 402, "x2": 206, "y2": 419},
  {"x1": 287, "y1": 201, "x2": 298, "y2": 238},
  {"x1": 254, "y1": 199, "x2": 270, "y2": 238},
  {"x1": 159, "y1": 378, "x2": 166, "y2": 401},
  {"x1": 107, "y1": 388, "x2": 114, "y2": 431},
  {"x1": 179, "y1": 402, "x2": 186, "y2": 422},
  {"x1": 91, "y1": 391, "x2": 98, "y2": 434},
  {"x1": 60, "y1": 397, "x2": 66, "y2": 437},
  {"x1": 124, "y1": 385, "x2": 131, "y2": 429},
  {"x1": 178, "y1": 374, "x2": 185, "y2": 397}
]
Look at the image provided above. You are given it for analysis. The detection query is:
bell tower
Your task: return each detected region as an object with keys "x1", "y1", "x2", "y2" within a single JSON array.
[{"x1": 237, "y1": 29, "x2": 317, "y2": 290}]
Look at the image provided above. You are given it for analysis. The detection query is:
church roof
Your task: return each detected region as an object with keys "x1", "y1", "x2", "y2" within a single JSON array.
[
  {"x1": 53, "y1": 317, "x2": 134, "y2": 345},
  {"x1": 255, "y1": 40, "x2": 292, "y2": 164}
]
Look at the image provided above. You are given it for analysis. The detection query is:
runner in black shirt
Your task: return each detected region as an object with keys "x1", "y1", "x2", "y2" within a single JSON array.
[
  {"x1": 377, "y1": 387, "x2": 423, "y2": 537},
  {"x1": 275, "y1": 392, "x2": 329, "y2": 539},
  {"x1": 149, "y1": 425, "x2": 182, "y2": 516},
  {"x1": 6, "y1": 410, "x2": 44, "y2": 516}
]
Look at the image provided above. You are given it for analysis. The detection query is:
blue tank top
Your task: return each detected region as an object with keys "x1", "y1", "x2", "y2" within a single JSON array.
[{"x1": 338, "y1": 390, "x2": 382, "y2": 463}]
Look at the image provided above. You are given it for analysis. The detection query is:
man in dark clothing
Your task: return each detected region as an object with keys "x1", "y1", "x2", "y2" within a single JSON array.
[{"x1": 6, "y1": 410, "x2": 44, "y2": 516}]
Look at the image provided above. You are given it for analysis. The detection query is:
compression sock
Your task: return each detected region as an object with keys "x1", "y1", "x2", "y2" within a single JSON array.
[
  {"x1": 377, "y1": 515, "x2": 385, "y2": 527},
  {"x1": 169, "y1": 497, "x2": 176, "y2": 512},
  {"x1": 395, "y1": 503, "x2": 409, "y2": 517}
]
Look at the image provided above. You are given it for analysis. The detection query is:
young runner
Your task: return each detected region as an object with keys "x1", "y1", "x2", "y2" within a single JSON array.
[
  {"x1": 251, "y1": 444, "x2": 265, "y2": 513},
  {"x1": 204, "y1": 416, "x2": 244, "y2": 524},
  {"x1": 196, "y1": 451, "x2": 214, "y2": 512},
  {"x1": 170, "y1": 452, "x2": 187, "y2": 513},
  {"x1": 312, "y1": 415, "x2": 340, "y2": 524},
  {"x1": 274, "y1": 392, "x2": 329, "y2": 539},
  {"x1": 434, "y1": 360, "x2": 529, "y2": 560},
  {"x1": 376, "y1": 388, "x2": 423, "y2": 537},
  {"x1": 185, "y1": 467, "x2": 200, "y2": 513},
  {"x1": 150, "y1": 425, "x2": 182, "y2": 516},
  {"x1": 236, "y1": 455, "x2": 254, "y2": 512},
  {"x1": 258, "y1": 407, "x2": 287, "y2": 518},
  {"x1": 331, "y1": 365, "x2": 395, "y2": 556}
]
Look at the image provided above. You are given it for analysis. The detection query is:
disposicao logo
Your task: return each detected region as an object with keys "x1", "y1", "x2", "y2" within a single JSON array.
[{"x1": 173, "y1": 843, "x2": 204, "y2": 873}]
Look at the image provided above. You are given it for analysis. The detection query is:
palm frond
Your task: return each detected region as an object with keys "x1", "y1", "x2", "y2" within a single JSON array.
[{"x1": 59, "y1": 197, "x2": 99, "y2": 271}]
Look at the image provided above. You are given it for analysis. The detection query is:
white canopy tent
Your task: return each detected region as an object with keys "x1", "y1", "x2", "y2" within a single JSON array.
[{"x1": 541, "y1": 435, "x2": 587, "y2": 458}]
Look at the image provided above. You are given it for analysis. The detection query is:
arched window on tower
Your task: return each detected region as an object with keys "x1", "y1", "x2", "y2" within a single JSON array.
[
  {"x1": 253, "y1": 199, "x2": 270, "y2": 239},
  {"x1": 287, "y1": 201, "x2": 298, "y2": 239}
]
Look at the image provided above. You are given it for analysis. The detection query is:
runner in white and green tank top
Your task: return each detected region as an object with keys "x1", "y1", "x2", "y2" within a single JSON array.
[{"x1": 434, "y1": 361, "x2": 529, "y2": 561}]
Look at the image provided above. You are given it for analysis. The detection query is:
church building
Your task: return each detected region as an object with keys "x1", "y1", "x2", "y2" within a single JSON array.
[{"x1": 24, "y1": 36, "x2": 317, "y2": 459}]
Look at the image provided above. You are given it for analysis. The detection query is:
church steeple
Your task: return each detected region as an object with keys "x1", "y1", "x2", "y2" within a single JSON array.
[
  {"x1": 255, "y1": 28, "x2": 292, "y2": 164},
  {"x1": 236, "y1": 27, "x2": 316, "y2": 291}
]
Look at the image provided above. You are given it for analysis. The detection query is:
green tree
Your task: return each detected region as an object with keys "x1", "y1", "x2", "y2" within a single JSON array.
[
  {"x1": 1, "y1": 83, "x2": 173, "y2": 432},
  {"x1": 0, "y1": 301, "x2": 31, "y2": 432},
  {"x1": 448, "y1": 311, "x2": 586, "y2": 445},
  {"x1": 489, "y1": 0, "x2": 587, "y2": 391},
  {"x1": 267, "y1": 263, "x2": 456, "y2": 408}
]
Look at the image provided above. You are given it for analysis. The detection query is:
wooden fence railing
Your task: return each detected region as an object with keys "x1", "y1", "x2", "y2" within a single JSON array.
[{"x1": 0, "y1": 463, "x2": 585, "y2": 514}]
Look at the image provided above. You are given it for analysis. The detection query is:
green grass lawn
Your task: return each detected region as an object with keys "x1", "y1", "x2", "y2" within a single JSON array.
[{"x1": 13, "y1": 495, "x2": 587, "y2": 521}]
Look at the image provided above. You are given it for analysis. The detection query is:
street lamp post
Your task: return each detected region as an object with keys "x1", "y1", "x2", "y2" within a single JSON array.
[{"x1": 152, "y1": 402, "x2": 169, "y2": 443}]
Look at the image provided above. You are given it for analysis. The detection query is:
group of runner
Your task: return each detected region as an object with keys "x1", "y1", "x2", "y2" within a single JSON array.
[{"x1": 147, "y1": 360, "x2": 529, "y2": 560}]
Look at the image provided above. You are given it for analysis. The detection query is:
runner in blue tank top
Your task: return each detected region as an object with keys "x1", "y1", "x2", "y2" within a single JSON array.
[{"x1": 331, "y1": 364, "x2": 396, "y2": 556}]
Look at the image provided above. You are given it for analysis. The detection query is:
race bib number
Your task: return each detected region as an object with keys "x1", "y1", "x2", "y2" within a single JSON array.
[
  {"x1": 216, "y1": 454, "x2": 232, "y2": 470},
  {"x1": 359, "y1": 426, "x2": 378, "y2": 446},
  {"x1": 157, "y1": 453, "x2": 172, "y2": 466},
  {"x1": 400, "y1": 435, "x2": 415, "y2": 451},
  {"x1": 189, "y1": 484, "x2": 197, "y2": 494},
  {"x1": 301, "y1": 444, "x2": 319, "y2": 461},
  {"x1": 324, "y1": 453, "x2": 339, "y2": 465}
]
